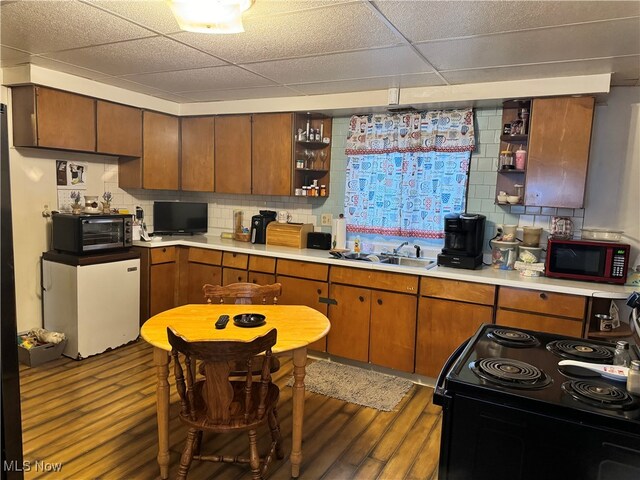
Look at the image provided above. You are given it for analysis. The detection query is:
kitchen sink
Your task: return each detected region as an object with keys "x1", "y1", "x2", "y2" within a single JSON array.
[{"x1": 331, "y1": 252, "x2": 436, "y2": 269}]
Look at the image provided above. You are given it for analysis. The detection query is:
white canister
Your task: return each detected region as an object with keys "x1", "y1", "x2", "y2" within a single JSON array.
[{"x1": 132, "y1": 225, "x2": 141, "y2": 241}]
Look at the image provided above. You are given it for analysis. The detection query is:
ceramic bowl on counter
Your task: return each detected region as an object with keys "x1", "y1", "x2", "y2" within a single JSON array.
[{"x1": 581, "y1": 228, "x2": 623, "y2": 242}]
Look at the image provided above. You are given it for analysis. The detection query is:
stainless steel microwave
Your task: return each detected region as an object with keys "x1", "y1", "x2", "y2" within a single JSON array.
[
  {"x1": 545, "y1": 238, "x2": 630, "y2": 284},
  {"x1": 51, "y1": 213, "x2": 133, "y2": 254}
]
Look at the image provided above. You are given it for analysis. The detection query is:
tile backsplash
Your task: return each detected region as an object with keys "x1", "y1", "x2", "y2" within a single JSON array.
[{"x1": 95, "y1": 109, "x2": 583, "y2": 253}]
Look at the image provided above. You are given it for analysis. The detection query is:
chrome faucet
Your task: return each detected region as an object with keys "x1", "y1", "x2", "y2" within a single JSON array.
[{"x1": 392, "y1": 241, "x2": 409, "y2": 255}]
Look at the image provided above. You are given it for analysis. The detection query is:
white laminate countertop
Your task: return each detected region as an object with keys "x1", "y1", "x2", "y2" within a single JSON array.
[{"x1": 134, "y1": 235, "x2": 637, "y2": 299}]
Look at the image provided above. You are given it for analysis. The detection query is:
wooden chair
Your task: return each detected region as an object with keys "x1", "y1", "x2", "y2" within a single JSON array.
[
  {"x1": 167, "y1": 327, "x2": 284, "y2": 480},
  {"x1": 202, "y1": 282, "x2": 282, "y2": 376},
  {"x1": 203, "y1": 282, "x2": 282, "y2": 306}
]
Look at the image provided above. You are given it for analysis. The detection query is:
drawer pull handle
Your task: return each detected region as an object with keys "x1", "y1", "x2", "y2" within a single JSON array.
[
  {"x1": 358, "y1": 296, "x2": 365, "y2": 302},
  {"x1": 317, "y1": 289, "x2": 322, "y2": 294},
  {"x1": 377, "y1": 298, "x2": 383, "y2": 305},
  {"x1": 540, "y1": 293, "x2": 547, "y2": 300},
  {"x1": 162, "y1": 248, "x2": 166, "y2": 253},
  {"x1": 237, "y1": 276, "x2": 243, "y2": 282},
  {"x1": 232, "y1": 253, "x2": 237, "y2": 258}
]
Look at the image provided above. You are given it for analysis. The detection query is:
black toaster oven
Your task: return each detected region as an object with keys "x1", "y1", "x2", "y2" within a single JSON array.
[
  {"x1": 307, "y1": 232, "x2": 332, "y2": 250},
  {"x1": 52, "y1": 213, "x2": 133, "y2": 254}
]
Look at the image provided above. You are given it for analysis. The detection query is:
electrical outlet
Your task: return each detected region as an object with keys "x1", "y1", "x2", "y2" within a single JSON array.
[{"x1": 321, "y1": 213, "x2": 333, "y2": 226}]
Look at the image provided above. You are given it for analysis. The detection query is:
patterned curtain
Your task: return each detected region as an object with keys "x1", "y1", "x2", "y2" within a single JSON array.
[{"x1": 345, "y1": 109, "x2": 474, "y2": 239}]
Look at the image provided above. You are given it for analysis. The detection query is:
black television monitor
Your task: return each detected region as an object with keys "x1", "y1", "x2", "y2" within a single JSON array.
[{"x1": 153, "y1": 201, "x2": 208, "y2": 235}]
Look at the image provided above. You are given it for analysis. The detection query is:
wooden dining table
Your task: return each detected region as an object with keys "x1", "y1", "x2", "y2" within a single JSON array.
[{"x1": 140, "y1": 304, "x2": 331, "y2": 479}]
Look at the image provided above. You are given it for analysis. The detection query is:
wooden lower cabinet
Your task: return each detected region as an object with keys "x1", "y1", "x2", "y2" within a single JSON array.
[
  {"x1": 223, "y1": 268, "x2": 248, "y2": 285},
  {"x1": 248, "y1": 271, "x2": 276, "y2": 285},
  {"x1": 369, "y1": 290, "x2": 417, "y2": 372},
  {"x1": 327, "y1": 284, "x2": 371, "y2": 362},
  {"x1": 416, "y1": 297, "x2": 493, "y2": 378},
  {"x1": 149, "y1": 247, "x2": 178, "y2": 317},
  {"x1": 277, "y1": 275, "x2": 329, "y2": 352},
  {"x1": 496, "y1": 309, "x2": 583, "y2": 337}
]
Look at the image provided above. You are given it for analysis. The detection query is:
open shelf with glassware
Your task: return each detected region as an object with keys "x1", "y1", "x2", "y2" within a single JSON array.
[
  {"x1": 293, "y1": 113, "x2": 332, "y2": 197},
  {"x1": 495, "y1": 100, "x2": 531, "y2": 206}
]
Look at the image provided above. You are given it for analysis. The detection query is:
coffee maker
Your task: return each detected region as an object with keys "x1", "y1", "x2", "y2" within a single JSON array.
[
  {"x1": 250, "y1": 210, "x2": 277, "y2": 244},
  {"x1": 437, "y1": 213, "x2": 486, "y2": 269}
]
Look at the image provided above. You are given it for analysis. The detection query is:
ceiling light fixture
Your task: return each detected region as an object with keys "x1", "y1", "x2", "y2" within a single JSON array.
[{"x1": 168, "y1": 0, "x2": 254, "y2": 34}]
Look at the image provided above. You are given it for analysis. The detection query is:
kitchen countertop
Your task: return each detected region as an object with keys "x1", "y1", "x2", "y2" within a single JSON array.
[{"x1": 134, "y1": 235, "x2": 637, "y2": 299}]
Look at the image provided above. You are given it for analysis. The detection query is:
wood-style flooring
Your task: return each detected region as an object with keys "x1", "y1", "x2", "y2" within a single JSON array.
[{"x1": 19, "y1": 340, "x2": 442, "y2": 479}]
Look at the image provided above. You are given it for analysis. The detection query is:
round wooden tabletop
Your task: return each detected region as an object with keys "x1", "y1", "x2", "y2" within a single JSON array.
[{"x1": 141, "y1": 304, "x2": 330, "y2": 354}]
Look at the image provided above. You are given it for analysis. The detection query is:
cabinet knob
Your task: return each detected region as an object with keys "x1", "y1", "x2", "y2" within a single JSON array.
[
  {"x1": 317, "y1": 289, "x2": 322, "y2": 294},
  {"x1": 232, "y1": 253, "x2": 237, "y2": 258},
  {"x1": 358, "y1": 296, "x2": 365, "y2": 302},
  {"x1": 252, "y1": 279, "x2": 257, "y2": 284},
  {"x1": 377, "y1": 298, "x2": 383, "y2": 305},
  {"x1": 237, "y1": 276, "x2": 243, "y2": 282},
  {"x1": 540, "y1": 292, "x2": 547, "y2": 300},
  {"x1": 162, "y1": 248, "x2": 166, "y2": 253}
]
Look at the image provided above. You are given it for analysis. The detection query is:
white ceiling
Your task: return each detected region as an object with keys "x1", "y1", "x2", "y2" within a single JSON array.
[{"x1": 1, "y1": 0, "x2": 639, "y2": 104}]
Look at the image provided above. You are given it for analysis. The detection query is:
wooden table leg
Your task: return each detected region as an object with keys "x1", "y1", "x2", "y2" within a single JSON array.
[
  {"x1": 291, "y1": 347, "x2": 307, "y2": 478},
  {"x1": 153, "y1": 347, "x2": 171, "y2": 479}
]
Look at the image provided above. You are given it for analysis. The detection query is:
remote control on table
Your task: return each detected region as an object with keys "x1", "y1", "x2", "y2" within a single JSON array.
[{"x1": 215, "y1": 315, "x2": 230, "y2": 329}]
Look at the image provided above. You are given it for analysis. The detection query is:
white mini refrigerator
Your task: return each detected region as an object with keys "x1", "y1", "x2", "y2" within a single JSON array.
[{"x1": 42, "y1": 250, "x2": 140, "y2": 359}]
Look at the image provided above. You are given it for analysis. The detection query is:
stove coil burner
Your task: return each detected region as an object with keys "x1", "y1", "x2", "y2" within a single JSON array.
[
  {"x1": 487, "y1": 329, "x2": 540, "y2": 348},
  {"x1": 547, "y1": 340, "x2": 614, "y2": 363},
  {"x1": 471, "y1": 358, "x2": 552, "y2": 389},
  {"x1": 562, "y1": 380, "x2": 637, "y2": 410}
]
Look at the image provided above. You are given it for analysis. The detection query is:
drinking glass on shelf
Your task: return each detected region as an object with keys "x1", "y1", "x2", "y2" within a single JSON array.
[
  {"x1": 304, "y1": 149, "x2": 315, "y2": 169},
  {"x1": 318, "y1": 150, "x2": 327, "y2": 170}
]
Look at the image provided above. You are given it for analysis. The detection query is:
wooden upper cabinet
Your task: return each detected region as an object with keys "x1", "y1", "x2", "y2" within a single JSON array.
[
  {"x1": 215, "y1": 115, "x2": 252, "y2": 194},
  {"x1": 12, "y1": 85, "x2": 96, "y2": 152},
  {"x1": 96, "y1": 101, "x2": 142, "y2": 157},
  {"x1": 142, "y1": 111, "x2": 179, "y2": 190},
  {"x1": 181, "y1": 116, "x2": 215, "y2": 192},
  {"x1": 525, "y1": 96, "x2": 595, "y2": 208},
  {"x1": 252, "y1": 113, "x2": 293, "y2": 195}
]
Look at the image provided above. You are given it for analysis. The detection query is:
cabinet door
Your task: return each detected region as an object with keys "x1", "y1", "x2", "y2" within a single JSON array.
[
  {"x1": 496, "y1": 309, "x2": 583, "y2": 337},
  {"x1": 97, "y1": 101, "x2": 142, "y2": 157},
  {"x1": 248, "y1": 271, "x2": 276, "y2": 285},
  {"x1": 143, "y1": 111, "x2": 179, "y2": 190},
  {"x1": 416, "y1": 298, "x2": 493, "y2": 378},
  {"x1": 277, "y1": 275, "x2": 328, "y2": 352},
  {"x1": 369, "y1": 290, "x2": 417, "y2": 373},
  {"x1": 252, "y1": 113, "x2": 293, "y2": 195},
  {"x1": 525, "y1": 97, "x2": 595, "y2": 208},
  {"x1": 185, "y1": 263, "x2": 222, "y2": 305},
  {"x1": 215, "y1": 115, "x2": 251, "y2": 194},
  {"x1": 181, "y1": 116, "x2": 215, "y2": 192},
  {"x1": 327, "y1": 284, "x2": 370, "y2": 362},
  {"x1": 36, "y1": 87, "x2": 96, "y2": 151},
  {"x1": 150, "y1": 262, "x2": 177, "y2": 317},
  {"x1": 222, "y1": 268, "x2": 248, "y2": 285}
]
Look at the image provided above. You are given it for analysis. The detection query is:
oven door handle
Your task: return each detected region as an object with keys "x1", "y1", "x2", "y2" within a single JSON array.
[{"x1": 433, "y1": 337, "x2": 470, "y2": 406}]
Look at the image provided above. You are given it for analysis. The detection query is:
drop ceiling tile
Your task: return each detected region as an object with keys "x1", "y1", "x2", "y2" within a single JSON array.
[
  {"x1": 29, "y1": 56, "x2": 109, "y2": 80},
  {"x1": 374, "y1": 0, "x2": 640, "y2": 43},
  {"x1": 123, "y1": 65, "x2": 275, "y2": 93},
  {"x1": 0, "y1": 0, "x2": 155, "y2": 54},
  {"x1": 92, "y1": 75, "x2": 176, "y2": 96},
  {"x1": 440, "y1": 56, "x2": 640, "y2": 86},
  {"x1": 0, "y1": 45, "x2": 31, "y2": 67},
  {"x1": 243, "y1": 0, "x2": 354, "y2": 19},
  {"x1": 415, "y1": 18, "x2": 640, "y2": 71},
  {"x1": 170, "y1": 2, "x2": 400, "y2": 64},
  {"x1": 44, "y1": 36, "x2": 225, "y2": 77},
  {"x1": 181, "y1": 85, "x2": 302, "y2": 102},
  {"x1": 243, "y1": 46, "x2": 431, "y2": 84},
  {"x1": 82, "y1": 1, "x2": 181, "y2": 34},
  {"x1": 288, "y1": 73, "x2": 445, "y2": 95}
]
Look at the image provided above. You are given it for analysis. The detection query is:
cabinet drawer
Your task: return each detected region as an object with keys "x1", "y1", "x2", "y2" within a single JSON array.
[
  {"x1": 330, "y1": 266, "x2": 418, "y2": 294},
  {"x1": 498, "y1": 287, "x2": 586, "y2": 319},
  {"x1": 248, "y1": 255, "x2": 276, "y2": 274},
  {"x1": 223, "y1": 268, "x2": 248, "y2": 285},
  {"x1": 150, "y1": 247, "x2": 176, "y2": 265},
  {"x1": 496, "y1": 309, "x2": 583, "y2": 337},
  {"x1": 222, "y1": 252, "x2": 248, "y2": 269},
  {"x1": 187, "y1": 248, "x2": 221, "y2": 266},
  {"x1": 420, "y1": 278, "x2": 495, "y2": 305},
  {"x1": 276, "y1": 259, "x2": 328, "y2": 281}
]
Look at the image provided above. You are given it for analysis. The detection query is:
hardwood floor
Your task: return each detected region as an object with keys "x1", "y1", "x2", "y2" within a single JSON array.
[{"x1": 19, "y1": 340, "x2": 442, "y2": 479}]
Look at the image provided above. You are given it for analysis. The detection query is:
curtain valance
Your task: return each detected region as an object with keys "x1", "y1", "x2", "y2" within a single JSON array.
[{"x1": 345, "y1": 109, "x2": 475, "y2": 155}]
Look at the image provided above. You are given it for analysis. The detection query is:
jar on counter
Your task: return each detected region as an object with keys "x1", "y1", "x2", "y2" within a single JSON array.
[
  {"x1": 613, "y1": 341, "x2": 631, "y2": 367},
  {"x1": 499, "y1": 150, "x2": 514, "y2": 170},
  {"x1": 627, "y1": 360, "x2": 640, "y2": 395}
]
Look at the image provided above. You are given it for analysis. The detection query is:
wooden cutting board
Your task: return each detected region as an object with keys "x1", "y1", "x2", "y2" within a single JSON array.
[{"x1": 266, "y1": 223, "x2": 314, "y2": 248}]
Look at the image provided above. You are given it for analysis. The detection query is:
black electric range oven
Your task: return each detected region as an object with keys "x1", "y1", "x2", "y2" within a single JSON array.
[{"x1": 433, "y1": 324, "x2": 640, "y2": 480}]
